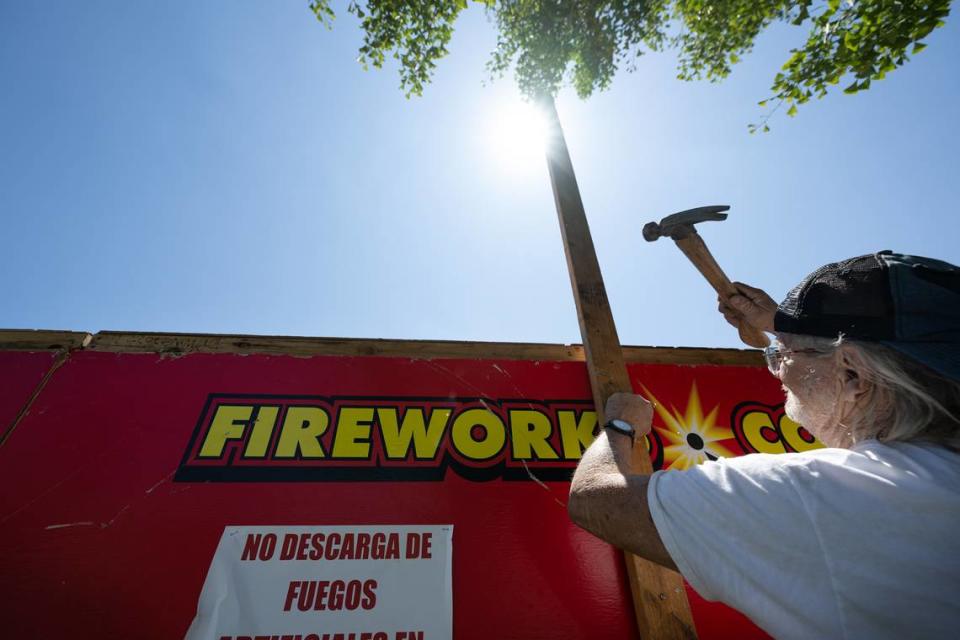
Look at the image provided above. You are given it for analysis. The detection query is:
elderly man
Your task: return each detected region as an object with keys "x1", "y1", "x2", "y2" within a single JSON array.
[{"x1": 568, "y1": 251, "x2": 960, "y2": 639}]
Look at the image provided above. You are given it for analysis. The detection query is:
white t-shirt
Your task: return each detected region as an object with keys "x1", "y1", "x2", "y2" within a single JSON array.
[{"x1": 648, "y1": 441, "x2": 960, "y2": 640}]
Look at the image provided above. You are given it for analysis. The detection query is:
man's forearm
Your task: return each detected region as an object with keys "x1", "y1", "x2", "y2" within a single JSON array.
[
  {"x1": 573, "y1": 428, "x2": 637, "y2": 483},
  {"x1": 567, "y1": 430, "x2": 674, "y2": 568},
  {"x1": 566, "y1": 394, "x2": 677, "y2": 570},
  {"x1": 569, "y1": 428, "x2": 646, "y2": 531}
]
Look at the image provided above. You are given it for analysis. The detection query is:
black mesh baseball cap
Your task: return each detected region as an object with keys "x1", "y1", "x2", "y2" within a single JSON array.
[{"x1": 774, "y1": 251, "x2": 960, "y2": 382}]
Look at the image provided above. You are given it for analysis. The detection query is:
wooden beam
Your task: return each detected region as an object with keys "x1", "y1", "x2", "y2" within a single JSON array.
[
  {"x1": 540, "y1": 96, "x2": 698, "y2": 639},
  {"x1": 84, "y1": 330, "x2": 761, "y2": 365},
  {"x1": 0, "y1": 329, "x2": 92, "y2": 351}
]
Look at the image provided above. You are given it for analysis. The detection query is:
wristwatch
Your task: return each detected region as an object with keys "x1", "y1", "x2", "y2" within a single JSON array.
[{"x1": 603, "y1": 419, "x2": 635, "y2": 438}]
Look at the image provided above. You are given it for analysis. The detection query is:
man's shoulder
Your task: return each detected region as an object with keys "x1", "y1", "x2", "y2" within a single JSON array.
[
  {"x1": 652, "y1": 449, "x2": 841, "y2": 501},
  {"x1": 699, "y1": 447, "x2": 850, "y2": 476},
  {"x1": 713, "y1": 440, "x2": 960, "y2": 492},
  {"x1": 675, "y1": 446, "x2": 880, "y2": 493},
  {"x1": 711, "y1": 440, "x2": 956, "y2": 472},
  {"x1": 656, "y1": 440, "x2": 960, "y2": 498}
]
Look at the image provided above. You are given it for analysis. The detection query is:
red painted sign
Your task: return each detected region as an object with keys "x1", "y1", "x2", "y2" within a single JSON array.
[{"x1": 0, "y1": 344, "x2": 817, "y2": 639}]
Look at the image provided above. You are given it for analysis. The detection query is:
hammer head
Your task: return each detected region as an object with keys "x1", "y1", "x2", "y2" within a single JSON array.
[{"x1": 642, "y1": 205, "x2": 730, "y2": 242}]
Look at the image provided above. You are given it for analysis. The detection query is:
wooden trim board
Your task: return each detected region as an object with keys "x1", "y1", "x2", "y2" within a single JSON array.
[
  {"x1": 0, "y1": 329, "x2": 763, "y2": 366},
  {"x1": 0, "y1": 330, "x2": 92, "y2": 351},
  {"x1": 81, "y1": 330, "x2": 762, "y2": 366}
]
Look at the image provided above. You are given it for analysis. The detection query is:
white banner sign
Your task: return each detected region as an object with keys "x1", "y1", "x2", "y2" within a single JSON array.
[{"x1": 185, "y1": 525, "x2": 453, "y2": 640}]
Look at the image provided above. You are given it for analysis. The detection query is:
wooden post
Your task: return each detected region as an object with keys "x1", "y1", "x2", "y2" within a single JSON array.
[{"x1": 539, "y1": 96, "x2": 698, "y2": 640}]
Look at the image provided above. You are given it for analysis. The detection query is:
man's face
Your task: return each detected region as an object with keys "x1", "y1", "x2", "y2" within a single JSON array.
[{"x1": 773, "y1": 336, "x2": 849, "y2": 447}]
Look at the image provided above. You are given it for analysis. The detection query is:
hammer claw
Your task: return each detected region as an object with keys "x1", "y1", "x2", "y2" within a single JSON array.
[{"x1": 641, "y1": 205, "x2": 730, "y2": 242}]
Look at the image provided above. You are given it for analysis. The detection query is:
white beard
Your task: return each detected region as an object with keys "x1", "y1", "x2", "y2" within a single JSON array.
[
  {"x1": 784, "y1": 387, "x2": 849, "y2": 448},
  {"x1": 783, "y1": 389, "x2": 805, "y2": 424}
]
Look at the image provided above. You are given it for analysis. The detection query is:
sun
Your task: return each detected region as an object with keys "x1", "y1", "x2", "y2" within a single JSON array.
[
  {"x1": 643, "y1": 382, "x2": 737, "y2": 470},
  {"x1": 485, "y1": 99, "x2": 550, "y2": 172}
]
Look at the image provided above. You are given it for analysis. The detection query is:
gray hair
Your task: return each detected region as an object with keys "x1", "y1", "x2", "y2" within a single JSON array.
[{"x1": 784, "y1": 333, "x2": 960, "y2": 448}]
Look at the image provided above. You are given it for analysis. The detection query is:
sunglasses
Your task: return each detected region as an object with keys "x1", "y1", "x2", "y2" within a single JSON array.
[{"x1": 763, "y1": 343, "x2": 832, "y2": 374}]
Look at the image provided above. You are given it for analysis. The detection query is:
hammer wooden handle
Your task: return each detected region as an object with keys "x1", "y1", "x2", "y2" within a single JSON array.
[{"x1": 674, "y1": 233, "x2": 770, "y2": 349}]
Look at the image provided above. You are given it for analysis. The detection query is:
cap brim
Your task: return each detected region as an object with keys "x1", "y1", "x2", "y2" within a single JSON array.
[{"x1": 881, "y1": 341, "x2": 960, "y2": 382}]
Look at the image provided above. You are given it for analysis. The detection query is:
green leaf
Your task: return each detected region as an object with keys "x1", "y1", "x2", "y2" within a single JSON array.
[
  {"x1": 307, "y1": 0, "x2": 953, "y2": 124},
  {"x1": 792, "y1": 5, "x2": 810, "y2": 26},
  {"x1": 787, "y1": 104, "x2": 798, "y2": 117}
]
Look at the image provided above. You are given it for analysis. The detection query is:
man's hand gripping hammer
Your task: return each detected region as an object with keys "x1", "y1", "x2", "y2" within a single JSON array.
[{"x1": 643, "y1": 205, "x2": 770, "y2": 349}]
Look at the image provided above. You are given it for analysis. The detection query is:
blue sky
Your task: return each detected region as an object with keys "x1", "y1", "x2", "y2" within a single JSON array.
[{"x1": 2, "y1": 2, "x2": 959, "y2": 349}]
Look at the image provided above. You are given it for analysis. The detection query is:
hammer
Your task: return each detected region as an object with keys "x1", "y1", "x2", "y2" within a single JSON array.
[{"x1": 643, "y1": 205, "x2": 770, "y2": 349}]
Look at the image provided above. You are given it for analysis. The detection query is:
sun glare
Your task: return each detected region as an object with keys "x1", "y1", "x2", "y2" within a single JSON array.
[{"x1": 486, "y1": 100, "x2": 550, "y2": 173}]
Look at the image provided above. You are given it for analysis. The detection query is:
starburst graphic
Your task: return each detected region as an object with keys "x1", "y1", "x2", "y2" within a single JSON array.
[{"x1": 643, "y1": 382, "x2": 737, "y2": 470}]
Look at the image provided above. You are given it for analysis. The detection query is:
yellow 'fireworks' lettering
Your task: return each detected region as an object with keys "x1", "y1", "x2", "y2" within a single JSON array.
[
  {"x1": 199, "y1": 405, "x2": 253, "y2": 458},
  {"x1": 332, "y1": 407, "x2": 375, "y2": 458},
  {"x1": 509, "y1": 409, "x2": 559, "y2": 460},
  {"x1": 376, "y1": 407, "x2": 450, "y2": 460},
  {"x1": 557, "y1": 410, "x2": 596, "y2": 460},
  {"x1": 275, "y1": 406, "x2": 329, "y2": 458},
  {"x1": 451, "y1": 408, "x2": 505, "y2": 461},
  {"x1": 193, "y1": 398, "x2": 610, "y2": 467},
  {"x1": 242, "y1": 406, "x2": 280, "y2": 458}
]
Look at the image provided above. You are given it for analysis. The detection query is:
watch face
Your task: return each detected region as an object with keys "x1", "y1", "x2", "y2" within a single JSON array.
[{"x1": 606, "y1": 419, "x2": 634, "y2": 436}]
